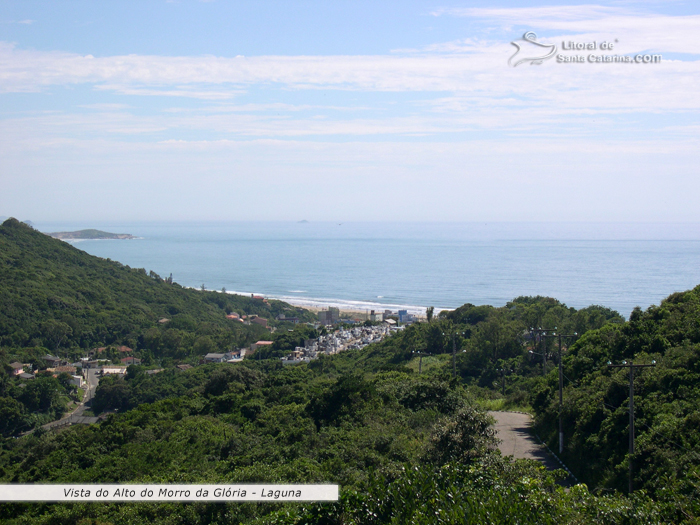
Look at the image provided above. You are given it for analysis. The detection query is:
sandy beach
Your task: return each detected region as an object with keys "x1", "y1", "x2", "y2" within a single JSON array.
[{"x1": 286, "y1": 301, "x2": 429, "y2": 321}]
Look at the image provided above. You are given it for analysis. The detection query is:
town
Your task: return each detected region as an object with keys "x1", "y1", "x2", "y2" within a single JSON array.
[{"x1": 6, "y1": 305, "x2": 416, "y2": 433}]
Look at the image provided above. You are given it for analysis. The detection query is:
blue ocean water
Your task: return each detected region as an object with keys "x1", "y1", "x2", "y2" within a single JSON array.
[{"x1": 34, "y1": 221, "x2": 700, "y2": 318}]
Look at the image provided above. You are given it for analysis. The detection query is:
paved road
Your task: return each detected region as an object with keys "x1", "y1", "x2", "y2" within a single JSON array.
[
  {"x1": 489, "y1": 411, "x2": 561, "y2": 471},
  {"x1": 36, "y1": 369, "x2": 101, "y2": 432},
  {"x1": 85, "y1": 368, "x2": 100, "y2": 402}
]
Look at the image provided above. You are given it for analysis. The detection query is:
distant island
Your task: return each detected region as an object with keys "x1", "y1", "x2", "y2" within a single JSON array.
[{"x1": 48, "y1": 229, "x2": 137, "y2": 240}]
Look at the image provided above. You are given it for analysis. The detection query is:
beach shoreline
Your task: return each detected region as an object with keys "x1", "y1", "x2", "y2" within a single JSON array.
[{"x1": 220, "y1": 289, "x2": 439, "y2": 318}]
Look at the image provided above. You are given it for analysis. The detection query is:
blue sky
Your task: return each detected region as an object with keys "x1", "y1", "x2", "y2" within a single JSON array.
[{"x1": 1, "y1": 1, "x2": 699, "y2": 222}]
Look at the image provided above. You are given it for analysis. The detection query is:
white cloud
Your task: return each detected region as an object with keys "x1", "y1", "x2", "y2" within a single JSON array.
[
  {"x1": 78, "y1": 103, "x2": 131, "y2": 110},
  {"x1": 433, "y1": 5, "x2": 700, "y2": 54},
  {"x1": 0, "y1": 40, "x2": 698, "y2": 119},
  {"x1": 93, "y1": 84, "x2": 242, "y2": 100}
]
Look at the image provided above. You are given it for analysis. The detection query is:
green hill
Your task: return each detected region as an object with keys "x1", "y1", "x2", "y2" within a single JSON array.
[
  {"x1": 0, "y1": 217, "x2": 315, "y2": 433},
  {"x1": 48, "y1": 229, "x2": 137, "y2": 240},
  {"x1": 0, "y1": 218, "x2": 313, "y2": 360},
  {"x1": 533, "y1": 285, "x2": 700, "y2": 501}
]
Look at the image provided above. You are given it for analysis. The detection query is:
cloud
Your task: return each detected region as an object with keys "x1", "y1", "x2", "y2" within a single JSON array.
[
  {"x1": 432, "y1": 5, "x2": 635, "y2": 21},
  {"x1": 433, "y1": 5, "x2": 700, "y2": 54},
  {"x1": 94, "y1": 84, "x2": 242, "y2": 100},
  {"x1": 78, "y1": 103, "x2": 131, "y2": 110},
  {"x1": 2, "y1": 19, "x2": 36, "y2": 25},
  {"x1": 0, "y1": 40, "x2": 698, "y2": 114}
]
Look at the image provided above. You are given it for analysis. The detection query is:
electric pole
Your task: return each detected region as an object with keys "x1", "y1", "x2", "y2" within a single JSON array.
[
  {"x1": 452, "y1": 332, "x2": 456, "y2": 377},
  {"x1": 443, "y1": 329, "x2": 465, "y2": 378},
  {"x1": 608, "y1": 359, "x2": 656, "y2": 494},
  {"x1": 412, "y1": 350, "x2": 430, "y2": 374},
  {"x1": 530, "y1": 328, "x2": 555, "y2": 376},
  {"x1": 543, "y1": 331, "x2": 577, "y2": 454},
  {"x1": 497, "y1": 368, "x2": 512, "y2": 396}
]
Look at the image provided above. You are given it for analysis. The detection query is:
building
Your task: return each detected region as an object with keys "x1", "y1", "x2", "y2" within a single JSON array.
[
  {"x1": 204, "y1": 353, "x2": 226, "y2": 363},
  {"x1": 82, "y1": 359, "x2": 100, "y2": 369},
  {"x1": 9, "y1": 362, "x2": 24, "y2": 376},
  {"x1": 398, "y1": 310, "x2": 416, "y2": 324},
  {"x1": 318, "y1": 307, "x2": 340, "y2": 325},
  {"x1": 120, "y1": 357, "x2": 142, "y2": 365},
  {"x1": 52, "y1": 366, "x2": 77, "y2": 375},
  {"x1": 250, "y1": 316, "x2": 268, "y2": 328},
  {"x1": 101, "y1": 366, "x2": 127, "y2": 375},
  {"x1": 43, "y1": 355, "x2": 61, "y2": 367}
]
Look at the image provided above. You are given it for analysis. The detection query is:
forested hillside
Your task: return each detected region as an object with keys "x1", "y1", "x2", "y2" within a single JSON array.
[
  {"x1": 534, "y1": 285, "x2": 700, "y2": 502},
  {"x1": 0, "y1": 217, "x2": 314, "y2": 361},
  {"x1": 0, "y1": 218, "x2": 314, "y2": 435},
  {"x1": 1, "y1": 217, "x2": 700, "y2": 523},
  {"x1": 0, "y1": 359, "x2": 678, "y2": 524}
]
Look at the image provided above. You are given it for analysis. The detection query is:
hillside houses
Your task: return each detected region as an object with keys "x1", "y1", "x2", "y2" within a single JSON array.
[{"x1": 281, "y1": 325, "x2": 392, "y2": 364}]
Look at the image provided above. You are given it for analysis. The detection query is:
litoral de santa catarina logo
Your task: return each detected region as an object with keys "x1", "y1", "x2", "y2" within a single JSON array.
[
  {"x1": 508, "y1": 32, "x2": 662, "y2": 66},
  {"x1": 508, "y1": 32, "x2": 557, "y2": 67}
]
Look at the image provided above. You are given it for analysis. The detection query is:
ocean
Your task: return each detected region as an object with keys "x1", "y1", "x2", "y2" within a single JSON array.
[{"x1": 34, "y1": 221, "x2": 700, "y2": 319}]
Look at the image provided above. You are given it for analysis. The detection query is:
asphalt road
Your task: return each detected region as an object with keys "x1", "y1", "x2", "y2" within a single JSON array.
[
  {"x1": 489, "y1": 411, "x2": 561, "y2": 471},
  {"x1": 37, "y1": 369, "x2": 101, "y2": 432}
]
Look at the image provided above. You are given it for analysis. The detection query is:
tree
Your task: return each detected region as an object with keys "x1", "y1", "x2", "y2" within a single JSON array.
[
  {"x1": 426, "y1": 306, "x2": 434, "y2": 323},
  {"x1": 40, "y1": 319, "x2": 73, "y2": 351}
]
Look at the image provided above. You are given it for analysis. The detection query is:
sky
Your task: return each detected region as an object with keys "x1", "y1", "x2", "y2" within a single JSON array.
[{"x1": 1, "y1": 0, "x2": 699, "y2": 222}]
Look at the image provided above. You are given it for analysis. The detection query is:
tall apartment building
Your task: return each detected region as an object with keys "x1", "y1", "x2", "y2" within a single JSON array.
[{"x1": 318, "y1": 307, "x2": 340, "y2": 325}]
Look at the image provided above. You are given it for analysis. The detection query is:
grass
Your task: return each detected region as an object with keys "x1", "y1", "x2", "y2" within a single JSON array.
[
  {"x1": 405, "y1": 354, "x2": 450, "y2": 374},
  {"x1": 475, "y1": 397, "x2": 533, "y2": 414}
]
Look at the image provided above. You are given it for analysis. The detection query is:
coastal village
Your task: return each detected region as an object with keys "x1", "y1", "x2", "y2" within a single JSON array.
[{"x1": 7, "y1": 305, "x2": 417, "y2": 413}]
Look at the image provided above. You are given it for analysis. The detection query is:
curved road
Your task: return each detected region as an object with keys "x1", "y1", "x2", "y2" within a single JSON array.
[{"x1": 489, "y1": 411, "x2": 561, "y2": 472}]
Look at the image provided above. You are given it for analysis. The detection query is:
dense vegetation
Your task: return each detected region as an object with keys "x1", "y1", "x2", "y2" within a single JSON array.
[
  {"x1": 533, "y1": 286, "x2": 700, "y2": 504},
  {"x1": 0, "y1": 218, "x2": 314, "y2": 434},
  {"x1": 1, "y1": 216, "x2": 700, "y2": 523},
  {"x1": 0, "y1": 218, "x2": 314, "y2": 358},
  {"x1": 0, "y1": 359, "x2": 678, "y2": 524},
  {"x1": 0, "y1": 372, "x2": 81, "y2": 436}
]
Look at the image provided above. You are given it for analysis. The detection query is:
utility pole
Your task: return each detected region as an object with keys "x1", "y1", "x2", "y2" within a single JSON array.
[
  {"x1": 529, "y1": 328, "x2": 555, "y2": 376},
  {"x1": 608, "y1": 359, "x2": 656, "y2": 494},
  {"x1": 543, "y1": 332, "x2": 577, "y2": 454},
  {"x1": 443, "y1": 330, "x2": 464, "y2": 378},
  {"x1": 497, "y1": 368, "x2": 512, "y2": 396},
  {"x1": 557, "y1": 332, "x2": 576, "y2": 454},
  {"x1": 452, "y1": 332, "x2": 456, "y2": 377},
  {"x1": 412, "y1": 350, "x2": 430, "y2": 374}
]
